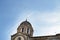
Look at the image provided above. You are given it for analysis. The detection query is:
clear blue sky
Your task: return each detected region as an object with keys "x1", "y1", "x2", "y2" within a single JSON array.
[{"x1": 0, "y1": 0, "x2": 60, "y2": 40}]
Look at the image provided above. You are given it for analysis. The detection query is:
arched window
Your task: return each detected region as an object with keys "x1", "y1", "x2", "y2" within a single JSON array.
[
  {"x1": 18, "y1": 37, "x2": 21, "y2": 40},
  {"x1": 27, "y1": 28, "x2": 30, "y2": 34},
  {"x1": 22, "y1": 28, "x2": 24, "y2": 32}
]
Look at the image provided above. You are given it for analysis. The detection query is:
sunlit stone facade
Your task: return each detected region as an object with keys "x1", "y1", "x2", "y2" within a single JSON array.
[{"x1": 11, "y1": 20, "x2": 60, "y2": 40}]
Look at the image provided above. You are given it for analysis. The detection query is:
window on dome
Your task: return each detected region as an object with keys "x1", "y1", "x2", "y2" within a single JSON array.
[
  {"x1": 27, "y1": 28, "x2": 30, "y2": 34},
  {"x1": 22, "y1": 28, "x2": 24, "y2": 32},
  {"x1": 18, "y1": 37, "x2": 21, "y2": 40}
]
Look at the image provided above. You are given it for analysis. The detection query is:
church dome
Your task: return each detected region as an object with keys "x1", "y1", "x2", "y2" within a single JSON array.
[
  {"x1": 20, "y1": 20, "x2": 32, "y2": 27},
  {"x1": 17, "y1": 20, "x2": 34, "y2": 36}
]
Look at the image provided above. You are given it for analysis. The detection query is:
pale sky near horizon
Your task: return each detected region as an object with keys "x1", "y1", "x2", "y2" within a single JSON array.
[{"x1": 0, "y1": 0, "x2": 60, "y2": 40}]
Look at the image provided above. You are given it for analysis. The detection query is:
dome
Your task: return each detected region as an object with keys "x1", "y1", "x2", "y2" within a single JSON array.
[
  {"x1": 20, "y1": 20, "x2": 32, "y2": 26},
  {"x1": 17, "y1": 20, "x2": 33, "y2": 31},
  {"x1": 17, "y1": 20, "x2": 34, "y2": 36}
]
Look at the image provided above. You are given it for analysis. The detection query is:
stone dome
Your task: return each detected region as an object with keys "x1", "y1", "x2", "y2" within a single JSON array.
[
  {"x1": 20, "y1": 20, "x2": 32, "y2": 27},
  {"x1": 17, "y1": 20, "x2": 34, "y2": 36},
  {"x1": 17, "y1": 20, "x2": 33, "y2": 30}
]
